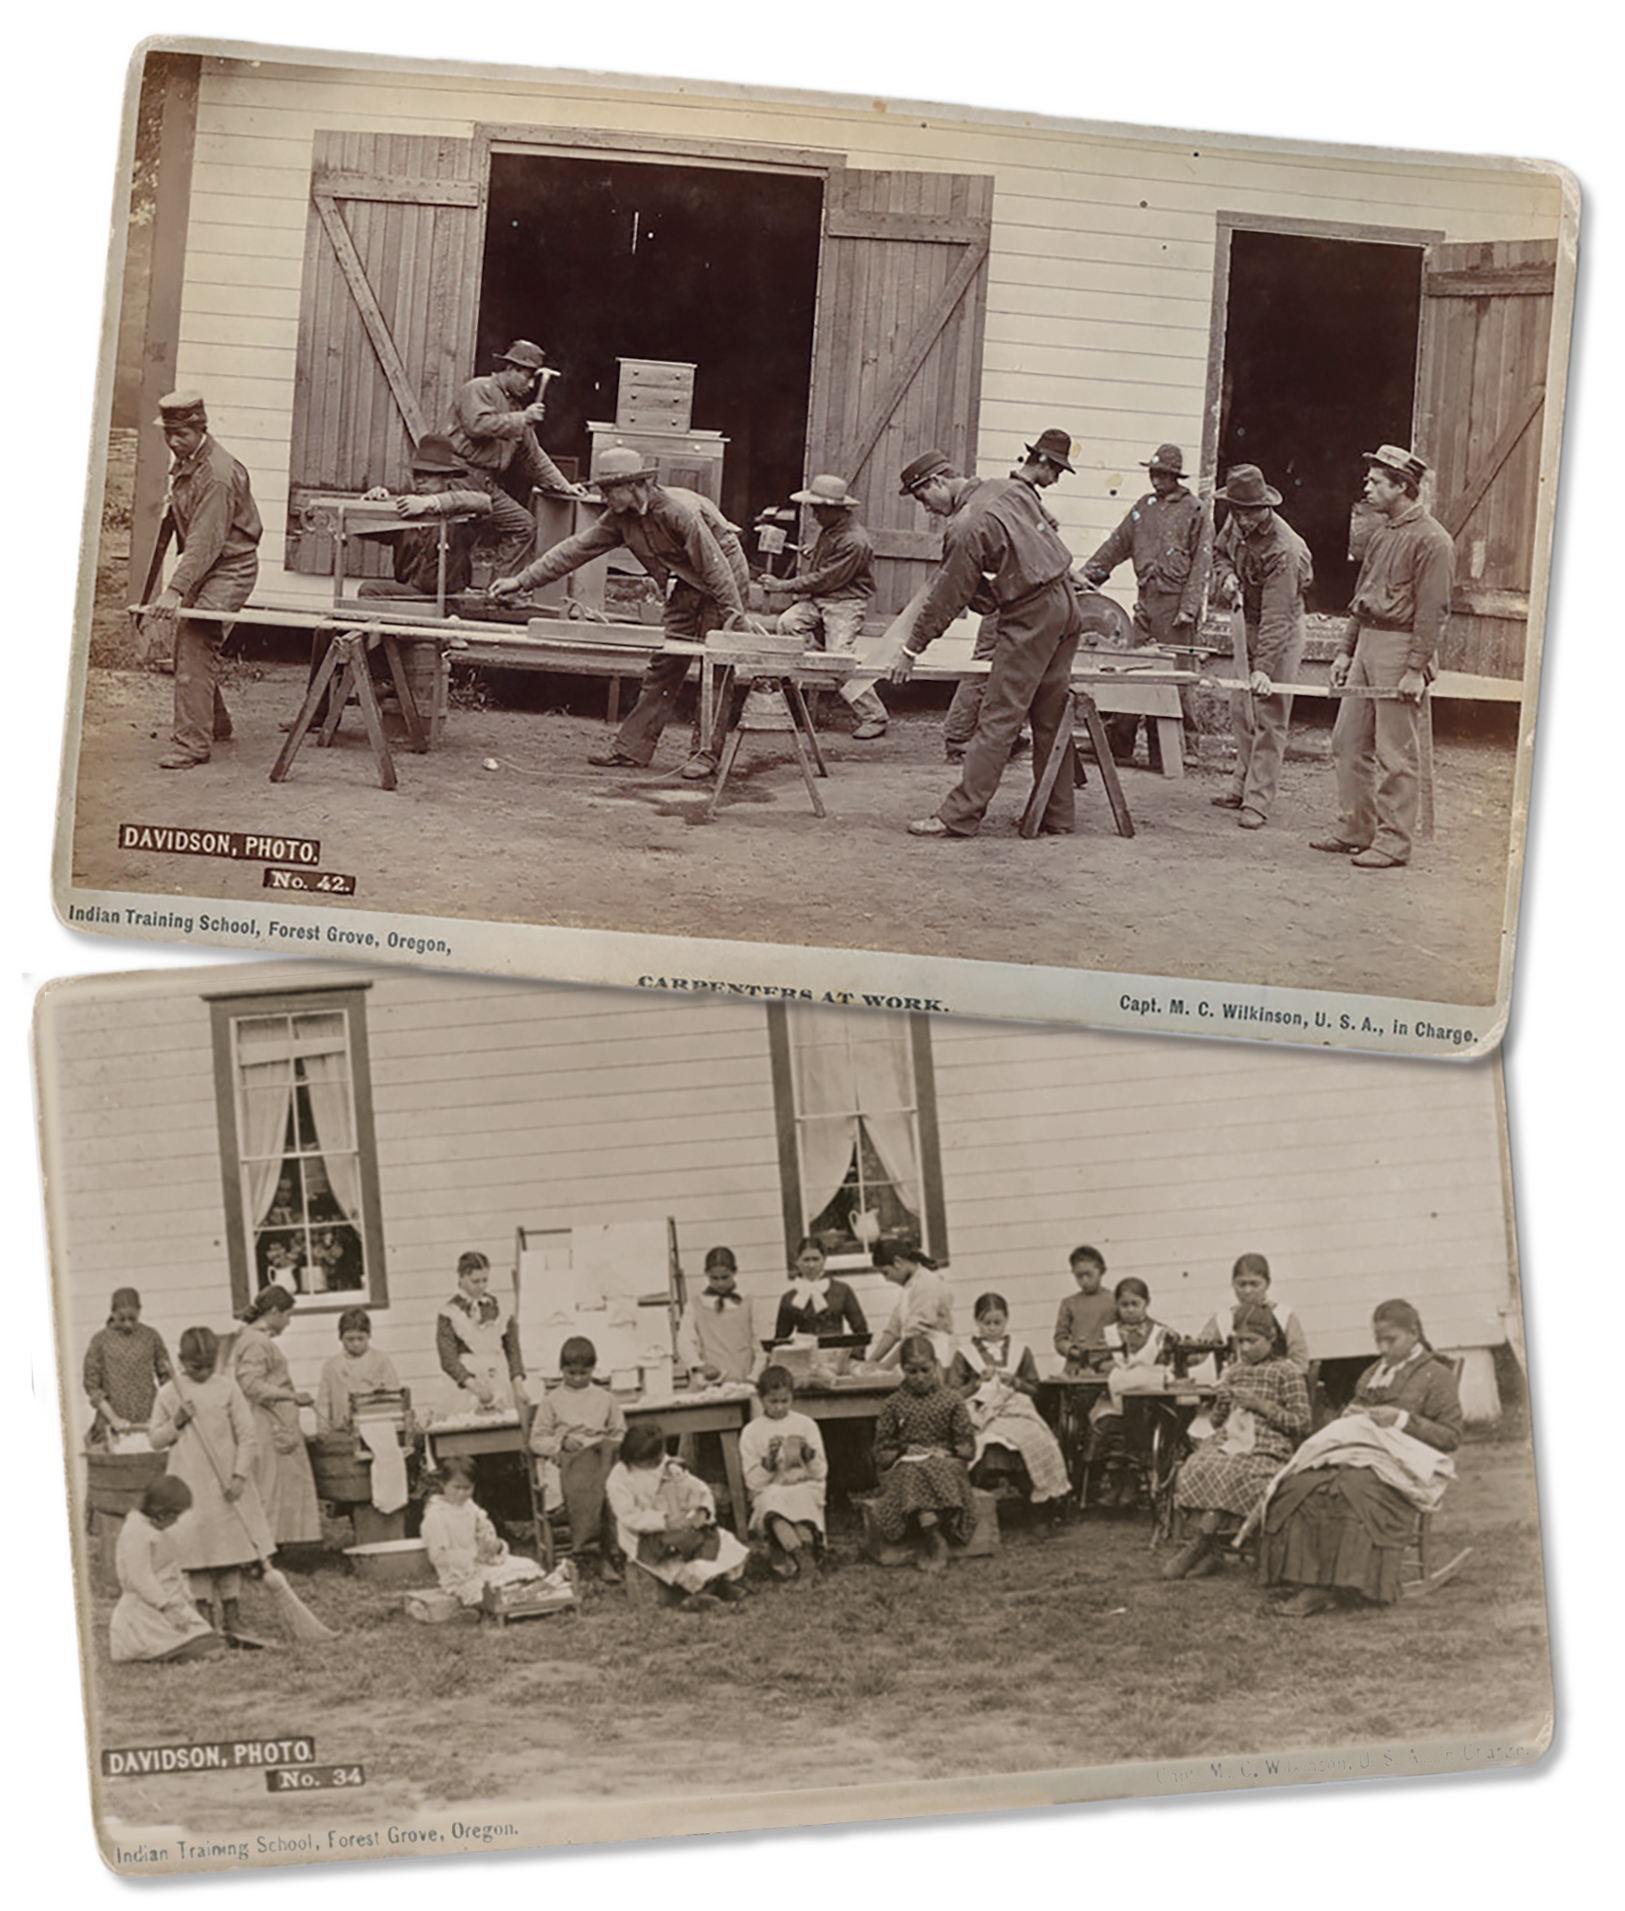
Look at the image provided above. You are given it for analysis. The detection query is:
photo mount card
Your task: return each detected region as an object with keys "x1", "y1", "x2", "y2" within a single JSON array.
[
  {"x1": 52, "y1": 37, "x2": 1577, "y2": 1056},
  {"x1": 37, "y1": 959, "x2": 1551, "y2": 1874}
]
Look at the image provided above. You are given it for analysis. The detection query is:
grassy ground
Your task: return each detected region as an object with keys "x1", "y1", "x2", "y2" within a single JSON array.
[{"x1": 82, "y1": 1438, "x2": 1549, "y2": 1841}]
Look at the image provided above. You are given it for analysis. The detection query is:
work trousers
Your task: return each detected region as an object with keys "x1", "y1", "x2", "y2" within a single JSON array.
[
  {"x1": 465, "y1": 451, "x2": 550, "y2": 577},
  {"x1": 612, "y1": 583, "x2": 727, "y2": 765},
  {"x1": 1332, "y1": 625, "x2": 1424, "y2": 862},
  {"x1": 171, "y1": 551, "x2": 259, "y2": 762},
  {"x1": 943, "y1": 612, "x2": 1000, "y2": 747},
  {"x1": 937, "y1": 577, "x2": 1082, "y2": 836},
  {"x1": 777, "y1": 595, "x2": 887, "y2": 724},
  {"x1": 1226, "y1": 612, "x2": 1305, "y2": 816}
]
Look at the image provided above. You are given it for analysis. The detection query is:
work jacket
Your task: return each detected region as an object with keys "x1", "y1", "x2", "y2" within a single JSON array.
[
  {"x1": 781, "y1": 512, "x2": 875, "y2": 602},
  {"x1": 445, "y1": 374, "x2": 573, "y2": 491},
  {"x1": 1214, "y1": 512, "x2": 1313, "y2": 669},
  {"x1": 1342, "y1": 501, "x2": 1455, "y2": 672},
  {"x1": 166, "y1": 435, "x2": 262, "y2": 604},
  {"x1": 516, "y1": 485, "x2": 747, "y2": 611},
  {"x1": 906, "y1": 477, "x2": 1075, "y2": 654},
  {"x1": 1083, "y1": 485, "x2": 1210, "y2": 620}
]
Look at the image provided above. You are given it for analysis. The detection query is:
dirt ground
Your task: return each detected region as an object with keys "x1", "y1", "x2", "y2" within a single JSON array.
[
  {"x1": 63, "y1": 655, "x2": 1519, "y2": 1008},
  {"x1": 81, "y1": 1438, "x2": 1548, "y2": 1848}
]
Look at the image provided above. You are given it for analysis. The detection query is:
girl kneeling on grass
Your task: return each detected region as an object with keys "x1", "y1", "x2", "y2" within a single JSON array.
[
  {"x1": 740, "y1": 1365, "x2": 828, "y2": 1582},
  {"x1": 110, "y1": 1476, "x2": 227, "y2": 1663},
  {"x1": 420, "y1": 1458, "x2": 546, "y2": 1608},
  {"x1": 1162, "y1": 1303, "x2": 1310, "y2": 1580},
  {"x1": 870, "y1": 1336, "x2": 976, "y2": 1573},
  {"x1": 605, "y1": 1424, "x2": 750, "y2": 1611}
]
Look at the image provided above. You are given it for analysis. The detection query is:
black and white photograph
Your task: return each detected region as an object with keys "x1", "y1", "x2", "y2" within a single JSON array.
[
  {"x1": 49, "y1": 35, "x2": 1576, "y2": 1052},
  {"x1": 36, "y1": 960, "x2": 1550, "y2": 1872}
]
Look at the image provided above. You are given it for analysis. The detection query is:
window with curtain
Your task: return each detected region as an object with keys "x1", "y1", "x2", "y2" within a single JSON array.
[
  {"x1": 766, "y1": 1005, "x2": 947, "y2": 1268},
  {"x1": 206, "y1": 985, "x2": 386, "y2": 1313}
]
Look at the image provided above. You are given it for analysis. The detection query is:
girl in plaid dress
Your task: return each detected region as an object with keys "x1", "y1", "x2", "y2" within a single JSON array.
[
  {"x1": 870, "y1": 1337, "x2": 976, "y2": 1572},
  {"x1": 1163, "y1": 1303, "x2": 1311, "y2": 1579}
]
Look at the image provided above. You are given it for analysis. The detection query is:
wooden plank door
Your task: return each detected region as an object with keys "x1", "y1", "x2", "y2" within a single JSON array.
[
  {"x1": 287, "y1": 131, "x2": 484, "y2": 573},
  {"x1": 806, "y1": 169, "x2": 994, "y2": 617},
  {"x1": 1413, "y1": 239, "x2": 1558, "y2": 679}
]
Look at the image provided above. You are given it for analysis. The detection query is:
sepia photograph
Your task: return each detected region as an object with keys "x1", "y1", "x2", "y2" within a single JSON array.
[
  {"x1": 49, "y1": 35, "x2": 1576, "y2": 1051},
  {"x1": 36, "y1": 960, "x2": 1550, "y2": 1872}
]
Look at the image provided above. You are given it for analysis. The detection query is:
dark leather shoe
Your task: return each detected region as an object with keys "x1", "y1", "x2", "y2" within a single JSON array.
[
  {"x1": 1352, "y1": 849, "x2": 1407, "y2": 869},
  {"x1": 1210, "y1": 792, "x2": 1243, "y2": 809},
  {"x1": 587, "y1": 748, "x2": 645, "y2": 768},
  {"x1": 907, "y1": 817, "x2": 958, "y2": 838},
  {"x1": 1309, "y1": 835, "x2": 1365, "y2": 854}
]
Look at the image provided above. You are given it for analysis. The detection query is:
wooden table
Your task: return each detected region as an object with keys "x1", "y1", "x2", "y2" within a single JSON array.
[{"x1": 424, "y1": 1394, "x2": 754, "y2": 1536}]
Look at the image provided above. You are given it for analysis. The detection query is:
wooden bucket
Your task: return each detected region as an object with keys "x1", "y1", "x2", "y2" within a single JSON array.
[
  {"x1": 84, "y1": 1449, "x2": 168, "y2": 1517},
  {"x1": 309, "y1": 1440, "x2": 373, "y2": 1504}
]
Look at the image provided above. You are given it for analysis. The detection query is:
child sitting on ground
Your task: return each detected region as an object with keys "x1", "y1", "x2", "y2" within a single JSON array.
[
  {"x1": 605, "y1": 1423, "x2": 749, "y2": 1611},
  {"x1": 528, "y1": 1336, "x2": 627, "y2": 1582},
  {"x1": 110, "y1": 1476, "x2": 226, "y2": 1663},
  {"x1": 420, "y1": 1458, "x2": 546, "y2": 1608},
  {"x1": 739, "y1": 1365, "x2": 828, "y2": 1582},
  {"x1": 315, "y1": 1307, "x2": 403, "y2": 1437},
  {"x1": 869, "y1": 1336, "x2": 977, "y2": 1573},
  {"x1": 948, "y1": 1293, "x2": 1071, "y2": 1522},
  {"x1": 1084, "y1": 1278, "x2": 1175, "y2": 1510}
]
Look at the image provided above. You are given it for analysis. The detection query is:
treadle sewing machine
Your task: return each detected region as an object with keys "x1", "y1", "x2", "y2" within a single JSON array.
[{"x1": 1164, "y1": 1336, "x2": 1229, "y2": 1381}]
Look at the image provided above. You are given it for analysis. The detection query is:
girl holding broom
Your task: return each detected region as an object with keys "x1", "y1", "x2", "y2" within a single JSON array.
[{"x1": 149, "y1": 1325, "x2": 336, "y2": 1644}]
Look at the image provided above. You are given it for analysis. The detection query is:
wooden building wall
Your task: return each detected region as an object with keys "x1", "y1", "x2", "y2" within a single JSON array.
[
  {"x1": 157, "y1": 53, "x2": 1564, "y2": 621},
  {"x1": 43, "y1": 969, "x2": 1514, "y2": 1450}
]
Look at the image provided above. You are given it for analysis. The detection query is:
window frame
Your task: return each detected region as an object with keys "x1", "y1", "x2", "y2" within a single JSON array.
[
  {"x1": 765, "y1": 1005, "x2": 948, "y2": 1271},
  {"x1": 204, "y1": 982, "x2": 387, "y2": 1316}
]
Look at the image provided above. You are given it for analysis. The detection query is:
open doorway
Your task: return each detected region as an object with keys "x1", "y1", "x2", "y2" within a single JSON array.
[
  {"x1": 479, "y1": 153, "x2": 825, "y2": 528},
  {"x1": 1217, "y1": 227, "x2": 1425, "y2": 610}
]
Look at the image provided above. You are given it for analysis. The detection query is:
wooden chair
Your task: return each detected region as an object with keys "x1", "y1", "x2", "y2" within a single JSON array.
[
  {"x1": 515, "y1": 1399, "x2": 557, "y2": 1570},
  {"x1": 1402, "y1": 1357, "x2": 1471, "y2": 1596}
]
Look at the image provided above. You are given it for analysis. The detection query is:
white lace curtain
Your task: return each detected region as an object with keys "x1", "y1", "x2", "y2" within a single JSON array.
[
  {"x1": 789, "y1": 1012, "x2": 921, "y2": 1230},
  {"x1": 234, "y1": 1011, "x2": 361, "y2": 1228}
]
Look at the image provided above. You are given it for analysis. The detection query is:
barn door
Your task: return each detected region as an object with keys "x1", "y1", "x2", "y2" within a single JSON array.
[
  {"x1": 1413, "y1": 239, "x2": 1558, "y2": 679},
  {"x1": 807, "y1": 169, "x2": 994, "y2": 616},
  {"x1": 286, "y1": 131, "x2": 484, "y2": 573}
]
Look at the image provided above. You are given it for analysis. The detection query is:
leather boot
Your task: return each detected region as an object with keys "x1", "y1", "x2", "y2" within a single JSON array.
[
  {"x1": 195, "y1": 1598, "x2": 218, "y2": 1632},
  {"x1": 220, "y1": 1598, "x2": 242, "y2": 1637}
]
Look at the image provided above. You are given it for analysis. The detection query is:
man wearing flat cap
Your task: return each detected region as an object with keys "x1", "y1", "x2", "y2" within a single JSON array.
[
  {"x1": 492, "y1": 447, "x2": 751, "y2": 776},
  {"x1": 942, "y1": 429, "x2": 1074, "y2": 764},
  {"x1": 444, "y1": 340, "x2": 587, "y2": 577},
  {"x1": 1208, "y1": 465, "x2": 1313, "y2": 831},
  {"x1": 890, "y1": 449, "x2": 1084, "y2": 839},
  {"x1": 145, "y1": 391, "x2": 262, "y2": 770},
  {"x1": 760, "y1": 473, "x2": 888, "y2": 739},
  {"x1": 1082, "y1": 443, "x2": 1211, "y2": 760},
  {"x1": 1311, "y1": 446, "x2": 1454, "y2": 870}
]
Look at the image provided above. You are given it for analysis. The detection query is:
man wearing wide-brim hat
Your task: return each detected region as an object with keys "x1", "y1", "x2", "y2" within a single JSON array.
[
  {"x1": 353, "y1": 434, "x2": 493, "y2": 602},
  {"x1": 492, "y1": 446, "x2": 751, "y2": 776},
  {"x1": 1310, "y1": 445, "x2": 1454, "y2": 870},
  {"x1": 1208, "y1": 464, "x2": 1313, "y2": 831},
  {"x1": 443, "y1": 339, "x2": 588, "y2": 576},
  {"x1": 889, "y1": 449, "x2": 1085, "y2": 839},
  {"x1": 760, "y1": 473, "x2": 888, "y2": 739},
  {"x1": 942, "y1": 430, "x2": 1074, "y2": 764},
  {"x1": 1081, "y1": 443, "x2": 1212, "y2": 762},
  {"x1": 144, "y1": 391, "x2": 263, "y2": 770}
]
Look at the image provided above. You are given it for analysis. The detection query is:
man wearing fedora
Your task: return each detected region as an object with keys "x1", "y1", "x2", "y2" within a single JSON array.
[
  {"x1": 890, "y1": 450, "x2": 1084, "y2": 839},
  {"x1": 444, "y1": 339, "x2": 587, "y2": 576},
  {"x1": 1082, "y1": 441, "x2": 1211, "y2": 761},
  {"x1": 492, "y1": 447, "x2": 750, "y2": 775},
  {"x1": 353, "y1": 434, "x2": 493, "y2": 602},
  {"x1": 942, "y1": 429, "x2": 1074, "y2": 763},
  {"x1": 1209, "y1": 464, "x2": 1313, "y2": 830},
  {"x1": 760, "y1": 473, "x2": 888, "y2": 739},
  {"x1": 144, "y1": 390, "x2": 263, "y2": 770},
  {"x1": 1311, "y1": 446, "x2": 1454, "y2": 869}
]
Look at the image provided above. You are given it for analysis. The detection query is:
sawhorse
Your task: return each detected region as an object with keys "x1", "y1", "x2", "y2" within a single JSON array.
[
  {"x1": 269, "y1": 625, "x2": 427, "y2": 791},
  {"x1": 1020, "y1": 690, "x2": 1135, "y2": 838},
  {"x1": 705, "y1": 670, "x2": 828, "y2": 820}
]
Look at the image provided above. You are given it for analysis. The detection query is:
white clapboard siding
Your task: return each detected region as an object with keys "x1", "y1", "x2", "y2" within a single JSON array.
[
  {"x1": 165, "y1": 55, "x2": 1565, "y2": 598},
  {"x1": 45, "y1": 970, "x2": 1513, "y2": 1450}
]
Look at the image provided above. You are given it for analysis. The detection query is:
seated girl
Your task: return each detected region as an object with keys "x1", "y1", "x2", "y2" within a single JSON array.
[
  {"x1": 528, "y1": 1336, "x2": 627, "y2": 1582},
  {"x1": 772, "y1": 1238, "x2": 869, "y2": 1356},
  {"x1": 419, "y1": 1458, "x2": 545, "y2": 1608},
  {"x1": 315, "y1": 1307, "x2": 402, "y2": 1437},
  {"x1": 110, "y1": 1476, "x2": 226, "y2": 1663},
  {"x1": 1162, "y1": 1302, "x2": 1310, "y2": 1579},
  {"x1": 947, "y1": 1293, "x2": 1070, "y2": 1522},
  {"x1": 1195, "y1": 1253, "x2": 1310, "y2": 1375},
  {"x1": 869, "y1": 1336, "x2": 976, "y2": 1573},
  {"x1": 605, "y1": 1423, "x2": 749, "y2": 1611},
  {"x1": 1257, "y1": 1299, "x2": 1462, "y2": 1618},
  {"x1": 1083, "y1": 1277, "x2": 1174, "y2": 1510},
  {"x1": 866, "y1": 1242, "x2": 955, "y2": 1369},
  {"x1": 739, "y1": 1365, "x2": 828, "y2": 1582}
]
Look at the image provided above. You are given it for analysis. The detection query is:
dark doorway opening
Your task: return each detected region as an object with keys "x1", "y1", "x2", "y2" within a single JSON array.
[
  {"x1": 1218, "y1": 228, "x2": 1424, "y2": 610},
  {"x1": 479, "y1": 153, "x2": 824, "y2": 528}
]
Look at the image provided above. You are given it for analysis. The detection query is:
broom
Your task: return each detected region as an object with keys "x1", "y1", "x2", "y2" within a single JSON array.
[{"x1": 174, "y1": 1376, "x2": 339, "y2": 1642}]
